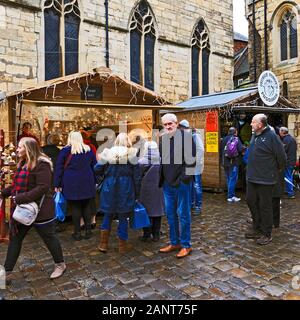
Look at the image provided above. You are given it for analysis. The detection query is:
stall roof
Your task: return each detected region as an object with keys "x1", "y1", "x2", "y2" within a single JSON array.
[
  {"x1": 176, "y1": 86, "x2": 300, "y2": 113},
  {"x1": 177, "y1": 87, "x2": 257, "y2": 109},
  {"x1": 5, "y1": 67, "x2": 181, "y2": 110}
]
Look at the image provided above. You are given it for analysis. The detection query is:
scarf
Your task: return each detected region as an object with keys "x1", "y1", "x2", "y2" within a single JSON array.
[{"x1": 10, "y1": 162, "x2": 30, "y2": 237}]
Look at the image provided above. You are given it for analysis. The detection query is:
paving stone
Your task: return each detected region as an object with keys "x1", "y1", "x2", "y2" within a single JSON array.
[
  {"x1": 2, "y1": 192, "x2": 300, "y2": 300},
  {"x1": 262, "y1": 285, "x2": 287, "y2": 297},
  {"x1": 110, "y1": 285, "x2": 131, "y2": 299},
  {"x1": 149, "y1": 280, "x2": 173, "y2": 293},
  {"x1": 244, "y1": 287, "x2": 269, "y2": 300},
  {"x1": 86, "y1": 285, "x2": 106, "y2": 297},
  {"x1": 118, "y1": 273, "x2": 139, "y2": 285},
  {"x1": 134, "y1": 286, "x2": 156, "y2": 299}
]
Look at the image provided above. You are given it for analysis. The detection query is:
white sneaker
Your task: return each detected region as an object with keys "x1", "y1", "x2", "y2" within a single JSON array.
[
  {"x1": 232, "y1": 197, "x2": 241, "y2": 202},
  {"x1": 227, "y1": 198, "x2": 234, "y2": 202}
]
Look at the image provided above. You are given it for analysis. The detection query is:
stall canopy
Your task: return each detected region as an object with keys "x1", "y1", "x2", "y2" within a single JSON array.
[
  {"x1": 6, "y1": 67, "x2": 179, "y2": 110},
  {"x1": 177, "y1": 86, "x2": 300, "y2": 113}
]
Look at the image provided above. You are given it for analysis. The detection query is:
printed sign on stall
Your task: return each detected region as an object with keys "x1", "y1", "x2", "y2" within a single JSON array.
[
  {"x1": 206, "y1": 132, "x2": 219, "y2": 152},
  {"x1": 205, "y1": 111, "x2": 218, "y2": 152}
]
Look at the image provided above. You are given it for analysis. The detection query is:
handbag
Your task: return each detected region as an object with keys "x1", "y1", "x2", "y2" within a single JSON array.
[
  {"x1": 12, "y1": 195, "x2": 45, "y2": 226},
  {"x1": 130, "y1": 201, "x2": 151, "y2": 229}
]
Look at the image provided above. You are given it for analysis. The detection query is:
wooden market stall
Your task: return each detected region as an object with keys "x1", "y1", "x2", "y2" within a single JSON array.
[
  {"x1": 175, "y1": 86, "x2": 300, "y2": 191},
  {"x1": 2, "y1": 67, "x2": 181, "y2": 146},
  {"x1": 0, "y1": 67, "x2": 181, "y2": 239}
]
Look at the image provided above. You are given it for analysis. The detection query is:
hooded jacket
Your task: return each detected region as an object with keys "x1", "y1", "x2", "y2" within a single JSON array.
[
  {"x1": 138, "y1": 147, "x2": 164, "y2": 217},
  {"x1": 94, "y1": 146, "x2": 140, "y2": 215}
]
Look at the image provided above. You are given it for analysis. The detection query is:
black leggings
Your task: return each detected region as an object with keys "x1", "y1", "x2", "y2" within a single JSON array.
[
  {"x1": 68, "y1": 199, "x2": 92, "y2": 233},
  {"x1": 4, "y1": 221, "x2": 64, "y2": 272}
]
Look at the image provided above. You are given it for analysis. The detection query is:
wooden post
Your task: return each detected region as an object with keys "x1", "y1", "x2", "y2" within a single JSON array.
[{"x1": 0, "y1": 129, "x2": 9, "y2": 244}]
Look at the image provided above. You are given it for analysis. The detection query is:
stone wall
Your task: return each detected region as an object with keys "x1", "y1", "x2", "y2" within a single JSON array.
[
  {"x1": 0, "y1": 0, "x2": 234, "y2": 104},
  {"x1": 247, "y1": 0, "x2": 300, "y2": 153}
]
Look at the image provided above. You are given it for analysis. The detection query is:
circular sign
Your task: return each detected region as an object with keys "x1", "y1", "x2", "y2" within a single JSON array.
[{"x1": 258, "y1": 71, "x2": 280, "y2": 106}]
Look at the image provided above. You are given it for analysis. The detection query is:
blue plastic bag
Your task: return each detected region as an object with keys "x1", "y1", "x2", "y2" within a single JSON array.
[
  {"x1": 130, "y1": 201, "x2": 151, "y2": 229},
  {"x1": 54, "y1": 192, "x2": 66, "y2": 222}
]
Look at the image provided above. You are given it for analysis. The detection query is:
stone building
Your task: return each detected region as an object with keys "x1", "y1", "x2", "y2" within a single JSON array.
[
  {"x1": 0, "y1": 0, "x2": 234, "y2": 104},
  {"x1": 247, "y1": 0, "x2": 300, "y2": 151}
]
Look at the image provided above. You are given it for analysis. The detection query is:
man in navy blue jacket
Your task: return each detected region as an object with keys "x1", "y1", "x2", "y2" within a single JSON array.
[
  {"x1": 245, "y1": 114, "x2": 286, "y2": 245},
  {"x1": 279, "y1": 127, "x2": 297, "y2": 199},
  {"x1": 159, "y1": 113, "x2": 196, "y2": 258}
]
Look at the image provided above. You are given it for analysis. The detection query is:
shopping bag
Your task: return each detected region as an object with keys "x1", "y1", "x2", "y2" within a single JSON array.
[
  {"x1": 130, "y1": 201, "x2": 151, "y2": 229},
  {"x1": 54, "y1": 192, "x2": 66, "y2": 222}
]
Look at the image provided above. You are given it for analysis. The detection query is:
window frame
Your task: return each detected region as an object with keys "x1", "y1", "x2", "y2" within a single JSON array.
[
  {"x1": 43, "y1": 0, "x2": 81, "y2": 80},
  {"x1": 129, "y1": 0, "x2": 157, "y2": 91}
]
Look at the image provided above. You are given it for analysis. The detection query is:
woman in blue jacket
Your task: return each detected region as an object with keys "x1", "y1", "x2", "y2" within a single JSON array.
[
  {"x1": 95, "y1": 133, "x2": 140, "y2": 254},
  {"x1": 54, "y1": 131, "x2": 97, "y2": 241}
]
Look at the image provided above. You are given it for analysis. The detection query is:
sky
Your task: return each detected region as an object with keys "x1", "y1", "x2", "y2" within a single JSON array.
[{"x1": 233, "y1": 0, "x2": 248, "y2": 37}]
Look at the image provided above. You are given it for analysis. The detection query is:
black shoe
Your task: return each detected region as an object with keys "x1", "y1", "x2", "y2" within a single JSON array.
[
  {"x1": 138, "y1": 236, "x2": 152, "y2": 243},
  {"x1": 245, "y1": 229, "x2": 262, "y2": 239},
  {"x1": 72, "y1": 233, "x2": 82, "y2": 241},
  {"x1": 80, "y1": 225, "x2": 85, "y2": 231},
  {"x1": 256, "y1": 235, "x2": 272, "y2": 245},
  {"x1": 152, "y1": 235, "x2": 160, "y2": 242},
  {"x1": 91, "y1": 223, "x2": 96, "y2": 230},
  {"x1": 84, "y1": 230, "x2": 93, "y2": 239}
]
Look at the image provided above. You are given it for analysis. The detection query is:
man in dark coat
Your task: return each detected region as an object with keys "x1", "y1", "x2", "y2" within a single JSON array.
[
  {"x1": 279, "y1": 127, "x2": 297, "y2": 199},
  {"x1": 245, "y1": 114, "x2": 286, "y2": 245},
  {"x1": 159, "y1": 113, "x2": 196, "y2": 258},
  {"x1": 220, "y1": 127, "x2": 243, "y2": 202}
]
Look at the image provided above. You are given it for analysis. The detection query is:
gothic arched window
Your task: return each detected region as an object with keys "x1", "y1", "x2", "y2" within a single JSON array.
[
  {"x1": 44, "y1": 0, "x2": 80, "y2": 80},
  {"x1": 191, "y1": 20, "x2": 210, "y2": 96},
  {"x1": 129, "y1": 0, "x2": 156, "y2": 91},
  {"x1": 280, "y1": 10, "x2": 297, "y2": 61}
]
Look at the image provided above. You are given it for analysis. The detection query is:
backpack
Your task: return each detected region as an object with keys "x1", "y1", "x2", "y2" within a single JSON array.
[{"x1": 224, "y1": 136, "x2": 239, "y2": 158}]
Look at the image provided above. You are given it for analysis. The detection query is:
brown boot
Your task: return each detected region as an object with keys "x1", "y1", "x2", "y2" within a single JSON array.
[
  {"x1": 98, "y1": 230, "x2": 110, "y2": 253},
  {"x1": 119, "y1": 238, "x2": 127, "y2": 254}
]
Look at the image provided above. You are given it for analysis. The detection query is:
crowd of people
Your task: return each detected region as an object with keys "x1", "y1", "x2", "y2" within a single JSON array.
[{"x1": 0, "y1": 112, "x2": 298, "y2": 285}]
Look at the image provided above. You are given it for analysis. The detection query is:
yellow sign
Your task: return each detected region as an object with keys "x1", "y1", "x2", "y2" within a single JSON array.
[{"x1": 206, "y1": 132, "x2": 218, "y2": 153}]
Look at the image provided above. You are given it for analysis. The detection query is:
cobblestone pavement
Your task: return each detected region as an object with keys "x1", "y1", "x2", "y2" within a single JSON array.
[{"x1": 1, "y1": 192, "x2": 300, "y2": 300}]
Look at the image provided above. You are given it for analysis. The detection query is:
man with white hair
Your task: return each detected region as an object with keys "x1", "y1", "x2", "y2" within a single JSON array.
[
  {"x1": 159, "y1": 113, "x2": 196, "y2": 258},
  {"x1": 245, "y1": 114, "x2": 286, "y2": 245},
  {"x1": 279, "y1": 126, "x2": 297, "y2": 199}
]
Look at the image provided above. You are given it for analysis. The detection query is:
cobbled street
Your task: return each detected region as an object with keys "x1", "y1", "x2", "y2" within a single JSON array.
[{"x1": 1, "y1": 192, "x2": 300, "y2": 300}]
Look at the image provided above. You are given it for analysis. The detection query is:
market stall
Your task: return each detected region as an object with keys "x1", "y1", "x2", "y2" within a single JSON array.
[
  {"x1": 0, "y1": 67, "x2": 180, "y2": 147},
  {"x1": 175, "y1": 86, "x2": 300, "y2": 191},
  {"x1": 0, "y1": 67, "x2": 180, "y2": 238}
]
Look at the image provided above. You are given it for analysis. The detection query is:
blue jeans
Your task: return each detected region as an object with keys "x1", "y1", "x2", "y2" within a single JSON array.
[
  {"x1": 191, "y1": 174, "x2": 202, "y2": 208},
  {"x1": 224, "y1": 166, "x2": 238, "y2": 199},
  {"x1": 163, "y1": 182, "x2": 191, "y2": 248},
  {"x1": 101, "y1": 213, "x2": 128, "y2": 240},
  {"x1": 285, "y1": 166, "x2": 295, "y2": 197}
]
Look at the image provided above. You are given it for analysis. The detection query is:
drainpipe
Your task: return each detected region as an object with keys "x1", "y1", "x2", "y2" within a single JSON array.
[
  {"x1": 252, "y1": 0, "x2": 257, "y2": 82},
  {"x1": 104, "y1": 0, "x2": 109, "y2": 68},
  {"x1": 264, "y1": 0, "x2": 268, "y2": 70}
]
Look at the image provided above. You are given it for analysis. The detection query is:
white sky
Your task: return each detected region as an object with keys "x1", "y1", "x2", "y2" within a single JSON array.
[{"x1": 233, "y1": 0, "x2": 248, "y2": 37}]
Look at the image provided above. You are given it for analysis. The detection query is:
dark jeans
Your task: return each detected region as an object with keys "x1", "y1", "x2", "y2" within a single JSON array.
[
  {"x1": 272, "y1": 197, "x2": 280, "y2": 228},
  {"x1": 4, "y1": 221, "x2": 64, "y2": 272},
  {"x1": 68, "y1": 199, "x2": 92, "y2": 233},
  {"x1": 143, "y1": 217, "x2": 162, "y2": 238},
  {"x1": 246, "y1": 181, "x2": 274, "y2": 236}
]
